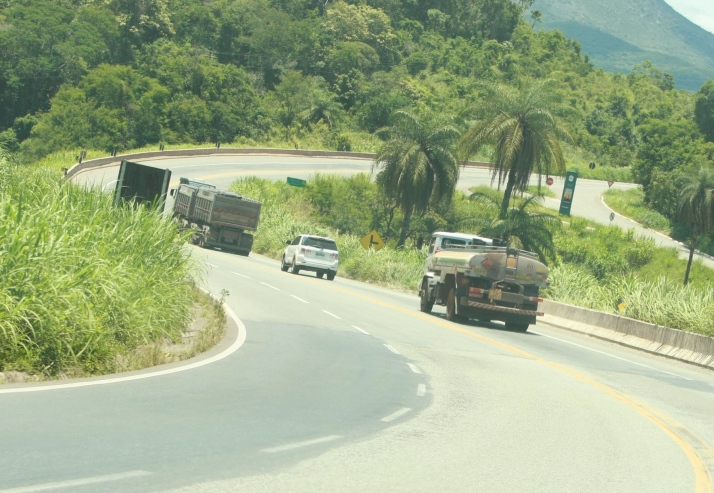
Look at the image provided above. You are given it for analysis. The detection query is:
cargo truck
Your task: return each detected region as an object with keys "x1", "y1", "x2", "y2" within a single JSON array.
[
  {"x1": 171, "y1": 178, "x2": 262, "y2": 256},
  {"x1": 419, "y1": 232, "x2": 549, "y2": 332}
]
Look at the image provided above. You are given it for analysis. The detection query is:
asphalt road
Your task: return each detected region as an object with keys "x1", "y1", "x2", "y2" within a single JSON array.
[
  {"x1": 75, "y1": 154, "x2": 713, "y2": 267},
  {"x1": 1, "y1": 155, "x2": 712, "y2": 492}
]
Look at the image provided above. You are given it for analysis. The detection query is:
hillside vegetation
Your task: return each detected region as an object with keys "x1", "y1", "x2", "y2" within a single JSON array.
[{"x1": 533, "y1": 0, "x2": 714, "y2": 90}]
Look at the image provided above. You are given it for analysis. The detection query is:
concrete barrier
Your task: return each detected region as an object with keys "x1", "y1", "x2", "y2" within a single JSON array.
[
  {"x1": 65, "y1": 147, "x2": 491, "y2": 180},
  {"x1": 541, "y1": 300, "x2": 714, "y2": 369}
]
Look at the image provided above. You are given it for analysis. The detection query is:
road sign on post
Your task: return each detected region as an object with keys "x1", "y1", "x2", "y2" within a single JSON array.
[
  {"x1": 607, "y1": 180, "x2": 615, "y2": 188},
  {"x1": 546, "y1": 176, "x2": 554, "y2": 186},
  {"x1": 610, "y1": 212, "x2": 615, "y2": 223},
  {"x1": 558, "y1": 171, "x2": 578, "y2": 216},
  {"x1": 589, "y1": 162, "x2": 596, "y2": 170},
  {"x1": 287, "y1": 177, "x2": 307, "y2": 188},
  {"x1": 360, "y1": 230, "x2": 385, "y2": 251}
]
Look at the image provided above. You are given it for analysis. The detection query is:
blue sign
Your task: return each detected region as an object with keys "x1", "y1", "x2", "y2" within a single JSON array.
[{"x1": 558, "y1": 171, "x2": 578, "y2": 216}]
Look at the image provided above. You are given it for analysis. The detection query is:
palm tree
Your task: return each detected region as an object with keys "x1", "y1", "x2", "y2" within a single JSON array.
[
  {"x1": 459, "y1": 79, "x2": 571, "y2": 219},
  {"x1": 299, "y1": 90, "x2": 342, "y2": 129},
  {"x1": 374, "y1": 109, "x2": 461, "y2": 247},
  {"x1": 466, "y1": 192, "x2": 560, "y2": 263},
  {"x1": 677, "y1": 165, "x2": 714, "y2": 285}
]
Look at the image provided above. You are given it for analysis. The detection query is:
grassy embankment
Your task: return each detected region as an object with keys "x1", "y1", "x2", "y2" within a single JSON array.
[
  {"x1": 230, "y1": 175, "x2": 714, "y2": 337},
  {"x1": 0, "y1": 158, "x2": 219, "y2": 379},
  {"x1": 602, "y1": 188, "x2": 671, "y2": 233}
]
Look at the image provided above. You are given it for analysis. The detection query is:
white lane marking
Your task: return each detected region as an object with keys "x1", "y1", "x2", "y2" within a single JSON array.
[
  {"x1": 291, "y1": 295, "x2": 308, "y2": 303},
  {"x1": 0, "y1": 296, "x2": 247, "y2": 394},
  {"x1": 262, "y1": 435, "x2": 342, "y2": 453},
  {"x1": 322, "y1": 310, "x2": 341, "y2": 320},
  {"x1": 207, "y1": 263, "x2": 218, "y2": 268},
  {"x1": 532, "y1": 331, "x2": 693, "y2": 381},
  {"x1": 417, "y1": 384, "x2": 427, "y2": 396},
  {"x1": 232, "y1": 272, "x2": 251, "y2": 279},
  {"x1": 352, "y1": 325, "x2": 370, "y2": 335},
  {"x1": 260, "y1": 282, "x2": 280, "y2": 291},
  {"x1": 380, "y1": 407, "x2": 412, "y2": 422},
  {"x1": 384, "y1": 344, "x2": 400, "y2": 355},
  {"x1": 0, "y1": 470, "x2": 152, "y2": 493},
  {"x1": 407, "y1": 363, "x2": 422, "y2": 374}
]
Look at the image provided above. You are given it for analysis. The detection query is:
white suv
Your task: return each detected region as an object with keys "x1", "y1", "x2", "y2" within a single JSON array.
[{"x1": 281, "y1": 234, "x2": 339, "y2": 280}]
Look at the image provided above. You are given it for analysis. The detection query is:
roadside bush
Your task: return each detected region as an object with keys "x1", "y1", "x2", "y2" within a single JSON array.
[{"x1": 0, "y1": 162, "x2": 195, "y2": 376}]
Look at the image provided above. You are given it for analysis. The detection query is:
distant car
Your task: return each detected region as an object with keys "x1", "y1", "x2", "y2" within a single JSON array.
[{"x1": 281, "y1": 234, "x2": 339, "y2": 280}]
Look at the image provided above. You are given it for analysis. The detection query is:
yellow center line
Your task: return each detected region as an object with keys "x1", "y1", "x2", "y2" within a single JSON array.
[{"x1": 205, "y1": 248, "x2": 713, "y2": 493}]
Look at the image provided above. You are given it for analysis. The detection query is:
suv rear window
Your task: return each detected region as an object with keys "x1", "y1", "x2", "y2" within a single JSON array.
[{"x1": 303, "y1": 237, "x2": 338, "y2": 250}]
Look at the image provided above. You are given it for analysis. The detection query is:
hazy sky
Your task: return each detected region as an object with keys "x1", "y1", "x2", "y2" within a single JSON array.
[{"x1": 664, "y1": 0, "x2": 714, "y2": 34}]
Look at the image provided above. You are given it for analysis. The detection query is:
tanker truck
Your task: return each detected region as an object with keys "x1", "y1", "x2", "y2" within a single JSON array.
[
  {"x1": 171, "y1": 178, "x2": 262, "y2": 256},
  {"x1": 419, "y1": 232, "x2": 549, "y2": 332}
]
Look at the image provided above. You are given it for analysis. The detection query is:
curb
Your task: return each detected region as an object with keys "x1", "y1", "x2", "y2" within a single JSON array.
[
  {"x1": 540, "y1": 300, "x2": 714, "y2": 369},
  {"x1": 0, "y1": 290, "x2": 246, "y2": 393}
]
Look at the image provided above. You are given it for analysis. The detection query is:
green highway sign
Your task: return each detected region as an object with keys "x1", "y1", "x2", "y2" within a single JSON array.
[
  {"x1": 559, "y1": 171, "x2": 578, "y2": 216},
  {"x1": 287, "y1": 177, "x2": 306, "y2": 188}
]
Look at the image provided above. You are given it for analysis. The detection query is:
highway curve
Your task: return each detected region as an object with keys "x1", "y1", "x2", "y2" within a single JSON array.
[{"x1": 0, "y1": 155, "x2": 712, "y2": 493}]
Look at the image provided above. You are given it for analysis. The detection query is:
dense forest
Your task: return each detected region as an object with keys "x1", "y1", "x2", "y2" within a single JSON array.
[{"x1": 1, "y1": 0, "x2": 713, "y2": 242}]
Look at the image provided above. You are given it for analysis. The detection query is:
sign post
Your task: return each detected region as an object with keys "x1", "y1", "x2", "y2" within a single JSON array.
[
  {"x1": 558, "y1": 171, "x2": 578, "y2": 216},
  {"x1": 609, "y1": 211, "x2": 615, "y2": 223}
]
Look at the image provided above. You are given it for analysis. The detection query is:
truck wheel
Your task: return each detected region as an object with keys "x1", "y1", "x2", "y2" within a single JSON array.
[
  {"x1": 420, "y1": 282, "x2": 434, "y2": 314},
  {"x1": 506, "y1": 322, "x2": 529, "y2": 332},
  {"x1": 198, "y1": 236, "x2": 206, "y2": 248},
  {"x1": 317, "y1": 271, "x2": 324, "y2": 279},
  {"x1": 327, "y1": 271, "x2": 336, "y2": 281},
  {"x1": 291, "y1": 258, "x2": 300, "y2": 275},
  {"x1": 280, "y1": 256, "x2": 289, "y2": 272},
  {"x1": 445, "y1": 286, "x2": 460, "y2": 322}
]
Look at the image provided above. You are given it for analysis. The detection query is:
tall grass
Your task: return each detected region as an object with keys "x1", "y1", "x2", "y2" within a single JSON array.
[
  {"x1": 545, "y1": 265, "x2": 714, "y2": 336},
  {"x1": 0, "y1": 161, "x2": 196, "y2": 376}
]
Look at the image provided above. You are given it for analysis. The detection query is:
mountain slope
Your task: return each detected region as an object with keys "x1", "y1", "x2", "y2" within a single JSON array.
[{"x1": 532, "y1": 0, "x2": 714, "y2": 90}]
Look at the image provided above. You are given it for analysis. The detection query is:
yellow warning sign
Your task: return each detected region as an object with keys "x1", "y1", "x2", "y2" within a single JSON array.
[{"x1": 360, "y1": 230, "x2": 385, "y2": 251}]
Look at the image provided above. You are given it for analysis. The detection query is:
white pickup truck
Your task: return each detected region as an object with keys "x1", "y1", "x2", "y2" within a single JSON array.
[{"x1": 419, "y1": 232, "x2": 549, "y2": 332}]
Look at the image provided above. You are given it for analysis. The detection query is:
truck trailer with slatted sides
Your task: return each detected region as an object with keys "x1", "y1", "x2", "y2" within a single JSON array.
[
  {"x1": 419, "y1": 232, "x2": 549, "y2": 332},
  {"x1": 171, "y1": 178, "x2": 262, "y2": 256}
]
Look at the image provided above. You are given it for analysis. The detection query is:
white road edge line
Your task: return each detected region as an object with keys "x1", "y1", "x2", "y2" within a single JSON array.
[
  {"x1": 322, "y1": 310, "x2": 342, "y2": 319},
  {"x1": 407, "y1": 363, "x2": 422, "y2": 374},
  {"x1": 0, "y1": 470, "x2": 152, "y2": 493},
  {"x1": 232, "y1": 272, "x2": 251, "y2": 279},
  {"x1": 207, "y1": 263, "x2": 218, "y2": 268},
  {"x1": 291, "y1": 295, "x2": 308, "y2": 303},
  {"x1": 260, "y1": 282, "x2": 280, "y2": 291},
  {"x1": 531, "y1": 330, "x2": 693, "y2": 381},
  {"x1": 380, "y1": 407, "x2": 412, "y2": 422},
  {"x1": 352, "y1": 325, "x2": 369, "y2": 335},
  {"x1": 417, "y1": 384, "x2": 426, "y2": 396},
  {"x1": 0, "y1": 293, "x2": 247, "y2": 394},
  {"x1": 261, "y1": 435, "x2": 342, "y2": 453},
  {"x1": 384, "y1": 344, "x2": 400, "y2": 355}
]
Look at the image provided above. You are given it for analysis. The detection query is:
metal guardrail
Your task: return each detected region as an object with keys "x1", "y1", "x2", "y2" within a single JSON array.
[{"x1": 65, "y1": 147, "x2": 491, "y2": 180}]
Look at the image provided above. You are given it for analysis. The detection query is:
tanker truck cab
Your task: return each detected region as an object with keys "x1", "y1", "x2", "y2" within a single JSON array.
[{"x1": 421, "y1": 232, "x2": 548, "y2": 332}]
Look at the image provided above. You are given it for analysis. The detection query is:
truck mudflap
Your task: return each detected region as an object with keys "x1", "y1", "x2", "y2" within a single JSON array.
[{"x1": 461, "y1": 298, "x2": 543, "y2": 317}]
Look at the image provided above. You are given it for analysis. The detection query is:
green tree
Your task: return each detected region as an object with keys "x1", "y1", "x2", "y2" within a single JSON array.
[
  {"x1": 373, "y1": 108, "x2": 460, "y2": 247},
  {"x1": 676, "y1": 166, "x2": 714, "y2": 285},
  {"x1": 467, "y1": 193, "x2": 560, "y2": 263},
  {"x1": 460, "y1": 79, "x2": 571, "y2": 219},
  {"x1": 695, "y1": 79, "x2": 714, "y2": 143}
]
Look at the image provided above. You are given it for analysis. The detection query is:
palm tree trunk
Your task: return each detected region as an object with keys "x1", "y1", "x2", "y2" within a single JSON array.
[
  {"x1": 684, "y1": 234, "x2": 696, "y2": 286},
  {"x1": 500, "y1": 167, "x2": 518, "y2": 219},
  {"x1": 397, "y1": 209, "x2": 413, "y2": 248}
]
